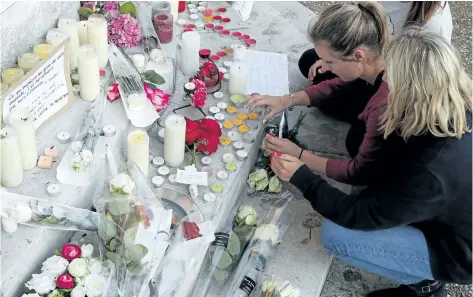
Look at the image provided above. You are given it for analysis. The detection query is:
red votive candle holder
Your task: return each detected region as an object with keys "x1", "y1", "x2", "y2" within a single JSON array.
[
  {"x1": 186, "y1": 24, "x2": 196, "y2": 29},
  {"x1": 221, "y1": 17, "x2": 231, "y2": 24},
  {"x1": 247, "y1": 39, "x2": 256, "y2": 47},
  {"x1": 216, "y1": 51, "x2": 226, "y2": 58},
  {"x1": 213, "y1": 15, "x2": 222, "y2": 22},
  {"x1": 199, "y1": 49, "x2": 211, "y2": 56},
  {"x1": 231, "y1": 31, "x2": 242, "y2": 39},
  {"x1": 204, "y1": 8, "x2": 213, "y2": 17},
  {"x1": 214, "y1": 25, "x2": 224, "y2": 32},
  {"x1": 153, "y1": 12, "x2": 174, "y2": 44},
  {"x1": 240, "y1": 34, "x2": 250, "y2": 41},
  {"x1": 183, "y1": 28, "x2": 194, "y2": 33},
  {"x1": 219, "y1": 29, "x2": 230, "y2": 37},
  {"x1": 205, "y1": 23, "x2": 214, "y2": 30},
  {"x1": 178, "y1": 1, "x2": 186, "y2": 13},
  {"x1": 210, "y1": 55, "x2": 219, "y2": 63},
  {"x1": 217, "y1": 7, "x2": 227, "y2": 14}
]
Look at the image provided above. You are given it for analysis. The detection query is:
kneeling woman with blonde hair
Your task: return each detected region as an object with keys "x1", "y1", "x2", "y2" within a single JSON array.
[{"x1": 271, "y1": 29, "x2": 472, "y2": 297}]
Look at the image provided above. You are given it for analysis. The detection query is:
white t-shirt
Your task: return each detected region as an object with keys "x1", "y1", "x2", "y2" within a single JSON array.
[{"x1": 379, "y1": 1, "x2": 453, "y2": 43}]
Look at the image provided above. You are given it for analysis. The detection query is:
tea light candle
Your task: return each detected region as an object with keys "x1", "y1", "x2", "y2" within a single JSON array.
[
  {"x1": 87, "y1": 14, "x2": 109, "y2": 68},
  {"x1": 201, "y1": 156, "x2": 213, "y2": 166},
  {"x1": 236, "y1": 149, "x2": 248, "y2": 161},
  {"x1": 225, "y1": 161, "x2": 237, "y2": 172},
  {"x1": 218, "y1": 67, "x2": 227, "y2": 74},
  {"x1": 214, "y1": 92, "x2": 224, "y2": 100},
  {"x1": 33, "y1": 43, "x2": 53, "y2": 59},
  {"x1": 152, "y1": 176, "x2": 164, "y2": 188},
  {"x1": 152, "y1": 157, "x2": 165, "y2": 167},
  {"x1": 217, "y1": 7, "x2": 227, "y2": 14},
  {"x1": 209, "y1": 106, "x2": 220, "y2": 115},
  {"x1": 222, "y1": 153, "x2": 234, "y2": 163},
  {"x1": 221, "y1": 17, "x2": 231, "y2": 24},
  {"x1": 214, "y1": 113, "x2": 225, "y2": 122},
  {"x1": 213, "y1": 15, "x2": 222, "y2": 22},
  {"x1": 214, "y1": 25, "x2": 224, "y2": 32},
  {"x1": 189, "y1": 14, "x2": 199, "y2": 22},
  {"x1": 127, "y1": 129, "x2": 150, "y2": 177},
  {"x1": 247, "y1": 39, "x2": 257, "y2": 48},
  {"x1": 188, "y1": 3, "x2": 197, "y2": 9},
  {"x1": 204, "y1": 23, "x2": 214, "y2": 30},
  {"x1": 164, "y1": 114, "x2": 186, "y2": 167},
  {"x1": 177, "y1": 19, "x2": 187, "y2": 27},
  {"x1": 243, "y1": 131, "x2": 256, "y2": 143},
  {"x1": 9, "y1": 109, "x2": 37, "y2": 170},
  {"x1": 47, "y1": 184, "x2": 61, "y2": 197},
  {"x1": 58, "y1": 18, "x2": 80, "y2": 70},
  {"x1": 57, "y1": 132, "x2": 71, "y2": 144},
  {"x1": 216, "y1": 170, "x2": 228, "y2": 181},
  {"x1": 189, "y1": 8, "x2": 198, "y2": 14},
  {"x1": 44, "y1": 146, "x2": 59, "y2": 159},
  {"x1": 219, "y1": 137, "x2": 231, "y2": 147},
  {"x1": 217, "y1": 102, "x2": 228, "y2": 109},
  {"x1": 201, "y1": 166, "x2": 213, "y2": 177},
  {"x1": 180, "y1": 32, "x2": 200, "y2": 75},
  {"x1": 0, "y1": 127, "x2": 23, "y2": 187},
  {"x1": 204, "y1": 193, "x2": 216, "y2": 204},
  {"x1": 232, "y1": 141, "x2": 244, "y2": 151},
  {"x1": 228, "y1": 131, "x2": 240, "y2": 142},
  {"x1": 168, "y1": 174, "x2": 177, "y2": 183},
  {"x1": 219, "y1": 30, "x2": 230, "y2": 38},
  {"x1": 77, "y1": 45, "x2": 100, "y2": 102},
  {"x1": 158, "y1": 166, "x2": 170, "y2": 176},
  {"x1": 17, "y1": 53, "x2": 40, "y2": 73},
  {"x1": 223, "y1": 61, "x2": 233, "y2": 69},
  {"x1": 247, "y1": 121, "x2": 259, "y2": 131},
  {"x1": 77, "y1": 21, "x2": 88, "y2": 45},
  {"x1": 211, "y1": 183, "x2": 223, "y2": 193},
  {"x1": 102, "y1": 125, "x2": 116, "y2": 137},
  {"x1": 158, "y1": 128, "x2": 165, "y2": 143},
  {"x1": 1, "y1": 67, "x2": 24, "y2": 85},
  {"x1": 231, "y1": 31, "x2": 242, "y2": 39},
  {"x1": 240, "y1": 34, "x2": 250, "y2": 42}
]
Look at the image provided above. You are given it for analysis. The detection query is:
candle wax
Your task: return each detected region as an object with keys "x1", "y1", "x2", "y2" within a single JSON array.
[
  {"x1": 33, "y1": 43, "x2": 53, "y2": 59},
  {"x1": 1, "y1": 67, "x2": 24, "y2": 85},
  {"x1": 9, "y1": 108, "x2": 37, "y2": 170},
  {"x1": 18, "y1": 53, "x2": 40, "y2": 72}
]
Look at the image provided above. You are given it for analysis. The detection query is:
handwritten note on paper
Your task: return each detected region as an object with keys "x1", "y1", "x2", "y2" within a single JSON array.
[
  {"x1": 2, "y1": 45, "x2": 70, "y2": 130},
  {"x1": 246, "y1": 50, "x2": 289, "y2": 96},
  {"x1": 176, "y1": 169, "x2": 208, "y2": 186}
]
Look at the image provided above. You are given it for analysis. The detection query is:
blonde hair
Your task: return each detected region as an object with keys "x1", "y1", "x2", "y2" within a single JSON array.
[
  {"x1": 381, "y1": 28, "x2": 472, "y2": 140},
  {"x1": 308, "y1": 1, "x2": 389, "y2": 58}
]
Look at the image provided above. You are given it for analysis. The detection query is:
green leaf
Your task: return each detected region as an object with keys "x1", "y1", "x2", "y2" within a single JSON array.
[
  {"x1": 212, "y1": 250, "x2": 232, "y2": 269},
  {"x1": 125, "y1": 244, "x2": 148, "y2": 263},
  {"x1": 127, "y1": 261, "x2": 144, "y2": 274},
  {"x1": 106, "y1": 199, "x2": 131, "y2": 216},
  {"x1": 0, "y1": 135, "x2": 5, "y2": 140},
  {"x1": 109, "y1": 238, "x2": 119, "y2": 251},
  {"x1": 123, "y1": 226, "x2": 137, "y2": 247},
  {"x1": 227, "y1": 231, "x2": 241, "y2": 257},
  {"x1": 55, "y1": 249, "x2": 62, "y2": 256},
  {"x1": 98, "y1": 217, "x2": 117, "y2": 242},
  {"x1": 40, "y1": 216, "x2": 58, "y2": 225},
  {"x1": 106, "y1": 251, "x2": 118, "y2": 265},
  {"x1": 78, "y1": 7, "x2": 93, "y2": 17},
  {"x1": 213, "y1": 267, "x2": 227, "y2": 281},
  {"x1": 119, "y1": 2, "x2": 137, "y2": 18},
  {"x1": 141, "y1": 70, "x2": 165, "y2": 85}
]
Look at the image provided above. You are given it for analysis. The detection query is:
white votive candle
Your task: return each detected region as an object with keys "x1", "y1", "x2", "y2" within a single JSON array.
[
  {"x1": 180, "y1": 31, "x2": 200, "y2": 75},
  {"x1": 232, "y1": 141, "x2": 244, "y2": 151},
  {"x1": 9, "y1": 109, "x2": 37, "y2": 170},
  {"x1": 204, "y1": 193, "x2": 216, "y2": 204},
  {"x1": 152, "y1": 176, "x2": 164, "y2": 188},
  {"x1": 164, "y1": 114, "x2": 186, "y2": 167},
  {"x1": 1, "y1": 67, "x2": 24, "y2": 85},
  {"x1": 0, "y1": 127, "x2": 23, "y2": 187},
  {"x1": 77, "y1": 21, "x2": 88, "y2": 45},
  {"x1": 47, "y1": 184, "x2": 61, "y2": 197},
  {"x1": 158, "y1": 166, "x2": 170, "y2": 176},
  {"x1": 17, "y1": 53, "x2": 40, "y2": 73},
  {"x1": 236, "y1": 150, "x2": 248, "y2": 161},
  {"x1": 216, "y1": 170, "x2": 229, "y2": 181},
  {"x1": 153, "y1": 157, "x2": 165, "y2": 167},
  {"x1": 87, "y1": 14, "x2": 109, "y2": 68},
  {"x1": 77, "y1": 45, "x2": 100, "y2": 101},
  {"x1": 222, "y1": 153, "x2": 234, "y2": 164},
  {"x1": 127, "y1": 129, "x2": 150, "y2": 176},
  {"x1": 58, "y1": 18, "x2": 81, "y2": 71}
]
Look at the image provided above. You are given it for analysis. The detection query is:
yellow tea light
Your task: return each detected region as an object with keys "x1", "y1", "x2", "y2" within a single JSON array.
[
  {"x1": 18, "y1": 53, "x2": 40, "y2": 73},
  {"x1": 232, "y1": 118, "x2": 243, "y2": 126},
  {"x1": 237, "y1": 113, "x2": 248, "y2": 120},
  {"x1": 219, "y1": 136, "x2": 231, "y2": 146},
  {"x1": 0, "y1": 82, "x2": 10, "y2": 95},
  {"x1": 203, "y1": 16, "x2": 213, "y2": 23},
  {"x1": 223, "y1": 120, "x2": 233, "y2": 130},
  {"x1": 238, "y1": 125, "x2": 249, "y2": 134},
  {"x1": 1, "y1": 67, "x2": 24, "y2": 85},
  {"x1": 249, "y1": 112, "x2": 259, "y2": 120},
  {"x1": 225, "y1": 161, "x2": 237, "y2": 172},
  {"x1": 33, "y1": 43, "x2": 53, "y2": 59},
  {"x1": 211, "y1": 183, "x2": 223, "y2": 193},
  {"x1": 226, "y1": 106, "x2": 237, "y2": 114}
]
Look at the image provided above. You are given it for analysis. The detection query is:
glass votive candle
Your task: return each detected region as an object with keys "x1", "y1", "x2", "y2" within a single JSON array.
[
  {"x1": 204, "y1": 8, "x2": 213, "y2": 17},
  {"x1": 33, "y1": 42, "x2": 54, "y2": 60},
  {"x1": 1, "y1": 66, "x2": 24, "y2": 85},
  {"x1": 153, "y1": 12, "x2": 174, "y2": 44},
  {"x1": 189, "y1": 8, "x2": 198, "y2": 14},
  {"x1": 205, "y1": 23, "x2": 214, "y2": 30},
  {"x1": 214, "y1": 25, "x2": 224, "y2": 32},
  {"x1": 216, "y1": 7, "x2": 227, "y2": 14},
  {"x1": 197, "y1": 6, "x2": 205, "y2": 14},
  {"x1": 17, "y1": 53, "x2": 40, "y2": 73},
  {"x1": 219, "y1": 30, "x2": 230, "y2": 38},
  {"x1": 188, "y1": 3, "x2": 197, "y2": 10},
  {"x1": 231, "y1": 31, "x2": 242, "y2": 40},
  {"x1": 189, "y1": 14, "x2": 199, "y2": 22},
  {"x1": 240, "y1": 34, "x2": 250, "y2": 42},
  {"x1": 204, "y1": 15, "x2": 213, "y2": 23},
  {"x1": 0, "y1": 82, "x2": 10, "y2": 96},
  {"x1": 221, "y1": 17, "x2": 231, "y2": 24}
]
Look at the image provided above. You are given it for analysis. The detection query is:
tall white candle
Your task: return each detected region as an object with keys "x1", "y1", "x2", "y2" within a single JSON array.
[
  {"x1": 77, "y1": 45, "x2": 100, "y2": 101},
  {"x1": 87, "y1": 14, "x2": 109, "y2": 68},
  {"x1": 170, "y1": 1, "x2": 179, "y2": 22},
  {"x1": 9, "y1": 109, "x2": 37, "y2": 170},
  {"x1": 0, "y1": 127, "x2": 24, "y2": 187},
  {"x1": 127, "y1": 130, "x2": 150, "y2": 177},
  {"x1": 180, "y1": 31, "x2": 200, "y2": 75},
  {"x1": 77, "y1": 21, "x2": 89, "y2": 45},
  {"x1": 164, "y1": 114, "x2": 186, "y2": 167},
  {"x1": 58, "y1": 19, "x2": 81, "y2": 71},
  {"x1": 46, "y1": 29, "x2": 69, "y2": 47},
  {"x1": 229, "y1": 45, "x2": 249, "y2": 95}
]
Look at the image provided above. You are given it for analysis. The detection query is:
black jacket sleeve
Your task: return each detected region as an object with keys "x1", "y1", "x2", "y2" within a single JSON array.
[{"x1": 290, "y1": 165, "x2": 445, "y2": 231}]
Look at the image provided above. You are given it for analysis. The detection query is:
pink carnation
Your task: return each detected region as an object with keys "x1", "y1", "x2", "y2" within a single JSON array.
[
  {"x1": 108, "y1": 14, "x2": 142, "y2": 48},
  {"x1": 103, "y1": 1, "x2": 119, "y2": 21},
  {"x1": 144, "y1": 82, "x2": 170, "y2": 112},
  {"x1": 190, "y1": 89, "x2": 207, "y2": 108}
]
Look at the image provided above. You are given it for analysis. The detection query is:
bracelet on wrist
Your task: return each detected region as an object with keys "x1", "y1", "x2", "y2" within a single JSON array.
[{"x1": 298, "y1": 148, "x2": 304, "y2": 159}]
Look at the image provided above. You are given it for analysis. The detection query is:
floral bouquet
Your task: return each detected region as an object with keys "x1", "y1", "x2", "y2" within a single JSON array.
[
  {"x1": 260, "y1": 275, "x2": 301, "y2": 297},
  {"x1": 22, "y1": 242, "x2": 113, "y2": 297},
  {"x1": 184, "y1": 78, "x2": 208, "y2": 109},
  {"x1": 108, "y1": 13, "x2": 141, "y2": 48}
]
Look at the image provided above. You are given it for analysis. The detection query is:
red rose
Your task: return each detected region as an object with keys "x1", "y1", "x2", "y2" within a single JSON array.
[
  {"x1": 107, "y1": 83, "x2": 120, "y2": 103},
  {"x1": 200, "y1": 69, "x2": 210, "y2": 77},
  {"x1": 186, "y1": 129, "x2": 203, "y2": 144},
  {"x1": 61, "y1": 244, "x2": 81, "y2": 261},
  {"x1": 202, "y1": 62, "x2": 217, "y2": 72},
  {"x1": 196, "y1": 133, "x2": 219, "y2": 154},
  {"x1": 185, "y1": 117, "x2": 199, "y2": 132},
  {"x1": 205, "y1": 79, "x2": 218, "y2": 88},
  {"x1": 199, "y1": 118, "x2": 222, "y2": 138},
  {"x1": 57, "y1": 273, "x2": 75, "y2": 289},
  {"x1": 192, "y1": 78, "x2": 206, "y2": 91},
  {"x1": 190, "y1": 89, "x2": 207, "y2": 108}
]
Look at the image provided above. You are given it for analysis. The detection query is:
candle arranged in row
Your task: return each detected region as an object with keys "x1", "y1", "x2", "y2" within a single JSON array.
[
  {"x1": 58, "y1": 18, "x2": 80, "y2": 71},
  {"x1": 77, "y1": 45, "x2": 100, "y2": 102}
]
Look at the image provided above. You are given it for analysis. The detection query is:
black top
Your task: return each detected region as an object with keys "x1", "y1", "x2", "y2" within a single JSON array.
[{"x1": 290, "y1": 115, "x2": 472, "y2": 284}]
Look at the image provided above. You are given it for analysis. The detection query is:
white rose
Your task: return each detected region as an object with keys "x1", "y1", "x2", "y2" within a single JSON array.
[
  {"x1": 71, "y1": 285, "x2": 87, "y2": 297},
  {"x1": 21, "y1": 294, "x2": 41, "y2": 297},
  {"x1": 80, "y1": 244, "x2": 93, "y2": 258},
  {"x1": 84, "y1": 273, "x2": 107, "y2": 297},
  {"x1": 110, "y1": 173, "x2": 135, "y2": 195},
  {"x1": 87, "y1": 258, "x2": 102, "y2": 274},
  {"x1": 10, "y1": 203, "x2": 32, "y2": 223},
  {"x1": 41, "y1": 255, "x2": 69, "y2": 277},
  {"x1": 25, "y1": 273, "x2": 56, "y2": 295},
  {"x1": 68, "y1": 258, "x2": 89, "y2": 277},
  {"x1": 254, "y1": 224, "x2": 280, "y2": 245}
]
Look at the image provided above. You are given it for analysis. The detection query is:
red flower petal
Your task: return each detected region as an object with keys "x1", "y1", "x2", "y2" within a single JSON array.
[
  {"x1": 185, "y1": 117, "x2": 200, "y2": 132},
  {"x1": 61, "y1": 244, "x2": 81, "y2": 261},
  {"x1": 57, "y1": 273, "x2": 75, "y2": 289}
]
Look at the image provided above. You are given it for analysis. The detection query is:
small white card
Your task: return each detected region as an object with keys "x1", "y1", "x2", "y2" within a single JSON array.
[{"x1": 176, "y1": 169, "x2": 208, "y2": 186}]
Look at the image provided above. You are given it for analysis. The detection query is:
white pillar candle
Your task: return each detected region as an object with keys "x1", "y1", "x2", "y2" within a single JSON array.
[
  {"x1": 46, "y1": 29, "x2": 69, "y2": 47},
  {"x1": 58, "y1": 19, "x2": 81, "y2": 71},
  {"x1": 127, "y1": 129, "x2": 150, "y2": 177},
  {"x1": 87, "y1": 14, "x2": 109, "y2": 68},
  {"x1": 180, "y1": 31, "x2": 200, "y2": 75},
  {"x1": 9, "y1": 109, "x2": 37, "y2": 170},
  {"x1": 77, "y1": 45, "x2": 100, "y2": 102},
  {"x1": 164, "y1": 114, "x2": 186, "y2": 167},
  {"x1": 0, "y1": 127, "x2": 24, "y2": 187},
  {"x1": 229, "y1": 61, "x2": 249, "y2": 95},
  {"x1": 171, "y1": 0, "x2": 179, "y2": 21},
  {"x1": 17, "y1": 53, "x2": 40, "y2": 73},
  {"x1": 77, "y1": 21, "x2": 89, "y2": 45}
]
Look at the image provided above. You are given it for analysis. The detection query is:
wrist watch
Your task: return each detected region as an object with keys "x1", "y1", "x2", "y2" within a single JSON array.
[{"x1": 287, "y1": 94, "x2": 295, "y2": 111}]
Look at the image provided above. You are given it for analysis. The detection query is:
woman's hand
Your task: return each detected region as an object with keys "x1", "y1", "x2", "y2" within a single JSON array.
[
  {"x1": 246, "y1": 94, "x2": 289, "y2": 122},
  {"x1": 308, "y1": 59, "x2": 328, "y2": 81},
  {"x1": 265, "y1": 135, "x2": 302, "y2": 157},
  {"x1": 271, "y1": 154, "x2": 304, "y2": 181}
]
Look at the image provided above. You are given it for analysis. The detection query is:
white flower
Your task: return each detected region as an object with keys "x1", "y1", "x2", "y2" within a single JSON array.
[
  {"x1": 71, "y1": 285, "x2": 87, "y2": 297},
  {"x1": 41, "y1": 255, "x2": 69, "y2": 277},
  {"x1": 21, "y1": 294, "x2": 41, "y2": 297},
  {"x1": 68, "y1": 258, "x2": 89, "y2": 277},
  {"x1": 80, "y1": 150, "x2": 94, "y2": 163},
  {"x1": 80, "y1": 244, "x2": 93, "y2": 258},
  {"x1": 25, "y1": 273, "x2": 56, "y2": 295},
  {"x1": 110, "y1": 173, "x2": 135, "y2": 195},
  {"x1": 84, "y1": 273, "x2": 107, "y2": 297},
  {"x1": 236, "y1": 205, "x2": 257, "y2": 226},
  {"x1": 87, "y1": 258, "x2": 103, "y2": 274},
  {"x1": 10, "y1": 203, "x2": 32, "y2": 223},
  {"x1": 254, "y1": 224, "x2": 280, "y2": 245}
]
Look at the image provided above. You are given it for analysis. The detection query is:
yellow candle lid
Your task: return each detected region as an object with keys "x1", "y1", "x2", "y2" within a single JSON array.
[
  {"x1": 238, "y1": 125, "x2": 249, "y2": 134},
  {"x1": 33, "y1": 43, "x2": 53, "y2": 59},
  {"x1": 237, "y1": 113, "x2": 248, "y2": 120},
  {"x1": 249, "y1": 112, "x2": 259, "y2": 120},
  {"x1": 226, "y1": 106, "x2": 237, "y2": 113},
  {"x1": 232, "y1": 118, "x2": 243, "y2": 126},
  {"x1": 223, "y1": 121, "x2": 233, "y2": 129},
  {"x1": 219, "y1": 136, "x2": 231, "y2": 146}
]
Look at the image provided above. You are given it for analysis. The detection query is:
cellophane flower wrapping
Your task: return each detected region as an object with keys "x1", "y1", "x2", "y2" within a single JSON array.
[
  {"x1": 189, "y1": 191, "x2": 294, "y2": 297},
  {"x1": 93, "y1": 148, "x2": 172, "y2": 297},
  {"x1": 224, "y1": 191, "x2": 296, "y2": 297}
]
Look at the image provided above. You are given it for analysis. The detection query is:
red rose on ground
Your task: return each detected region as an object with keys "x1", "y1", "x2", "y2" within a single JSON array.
[
  {"x1": 196, "y1": 133, "x2": 219, "y2": 154},
  {"x1": 185, "y1": 117, "x2": 199, "y2": 132},
  {"x1": 57, "y1": 273, "x2": 75, "y2": 289},
  {"x1": 200, "y1": 118, "x2": 222, "y2": 138},
  {"x1": 186, "y1": 129, "x2": 203, "y2": 144},
  {"x1": 107, "y1": 83, "x2": 120, "y2": 103},
  {"x1": 61, "y1": 244, "x2": 81, "y2": 261},
  {"x1": 190, "y1": 89, "x2": 207, "y2": 108}
]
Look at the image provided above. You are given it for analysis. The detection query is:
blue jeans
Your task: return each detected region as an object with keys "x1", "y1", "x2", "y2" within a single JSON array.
[{"x1": 320, "y1": 220, "x2": 435, "y2": 285}]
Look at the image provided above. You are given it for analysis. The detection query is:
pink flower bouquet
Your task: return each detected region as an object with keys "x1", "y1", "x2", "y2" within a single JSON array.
[{"x1": 108, "y1": 13, "x2": 142, "y2": 48}]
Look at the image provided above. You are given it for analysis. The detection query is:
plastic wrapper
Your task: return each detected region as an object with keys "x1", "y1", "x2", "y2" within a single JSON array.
[
  {"x1": 259, "y1": 275, "x2": 301, "y2": 297},
  {"x1": 190, "y1": 191, "x2": 294, "y2": 297}
]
